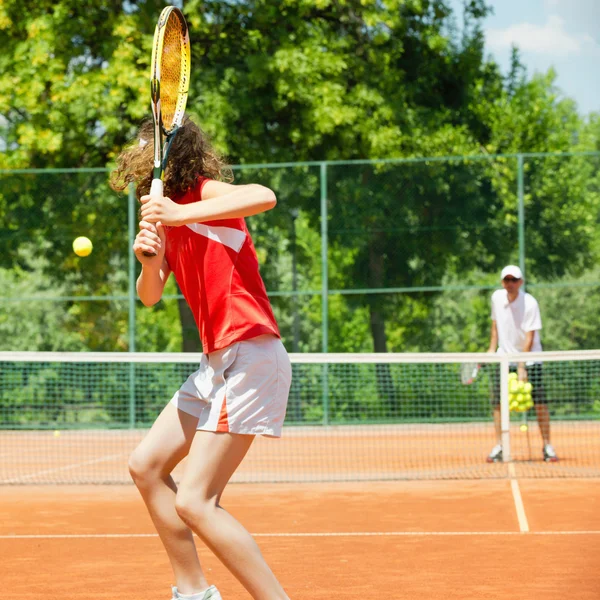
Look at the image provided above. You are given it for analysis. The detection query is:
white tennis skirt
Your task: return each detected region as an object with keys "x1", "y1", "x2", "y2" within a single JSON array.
[{"x1": 170, "y1": 334, "x2": 292, "y2": 437}]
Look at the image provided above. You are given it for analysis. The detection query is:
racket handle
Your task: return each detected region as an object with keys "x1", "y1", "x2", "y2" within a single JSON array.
[
  {"x1": 150, "y1": 178, "x2": 163, "y2": 199},
  {"x1": 142, "y1": 178, "x2": 164, "y2": 257}
]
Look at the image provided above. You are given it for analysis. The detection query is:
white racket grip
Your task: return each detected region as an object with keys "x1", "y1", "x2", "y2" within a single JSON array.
[{"x1": 150, "y1": 178, "x2": 163, "y2": 202}]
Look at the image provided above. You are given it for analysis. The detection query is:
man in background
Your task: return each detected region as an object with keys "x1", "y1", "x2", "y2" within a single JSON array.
[{"x1": 486, "y1": 265, "x2": 558, "y2": 463}]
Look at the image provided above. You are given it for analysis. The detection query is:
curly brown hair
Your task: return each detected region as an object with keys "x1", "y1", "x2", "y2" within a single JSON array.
[{"x1": 110, "y1": 115, "x2": 232, "y2": 200}]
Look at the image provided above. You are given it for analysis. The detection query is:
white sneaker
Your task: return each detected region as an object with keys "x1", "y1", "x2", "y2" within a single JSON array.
[
  {"x1": 172, "y1": 585, "x2": 222, "y2": 600},
  {"x1": 543, "y1": 443, "x2": 558, "y2": 463},
  {"x1": 486, "y1": 443, "x2": 503, "y2": 463}
]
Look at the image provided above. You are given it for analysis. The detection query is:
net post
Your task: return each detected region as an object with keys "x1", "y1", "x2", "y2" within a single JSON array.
[
  {"x1": 127, "y1": 183, "x2": 137, "y2": 429},
  {"x1": 320, "y1": 163, "x2": 329, "y2": 425},
  {"x1": 500, "y1": 355, "x2": 511, "y2": 462}
]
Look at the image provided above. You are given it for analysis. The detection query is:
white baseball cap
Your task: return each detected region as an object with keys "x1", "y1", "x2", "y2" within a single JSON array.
[{"x1": 501, "y1": 265, "x2": 523, "y2": 280}]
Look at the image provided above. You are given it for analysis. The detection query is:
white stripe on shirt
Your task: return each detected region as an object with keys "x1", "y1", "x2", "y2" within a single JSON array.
[{"x1": 186, "y1": 223, "x2": 246, "y2": 252}]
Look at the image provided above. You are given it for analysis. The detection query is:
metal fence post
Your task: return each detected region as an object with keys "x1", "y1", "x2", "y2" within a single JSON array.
[
  {"x1": 128, "y1": 183, "x2": 136, "y2": 428},
  {"x1": 320, "y1": 163, "x2": 329, "y2": 424},
  {"x1": 517, "y1": 154, "x2": 525, "y2": 288}
]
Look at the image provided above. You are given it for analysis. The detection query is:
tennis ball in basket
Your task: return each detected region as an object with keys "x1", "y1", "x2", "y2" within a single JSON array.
[
  {"x1": 73, "y1": 236, "x2": 93, "y2": 257},
  {"x1": 524, "y1": 382, "x2": 533, "y2": 393},
  {"x1": 509, "y1": 372, "x2": 518, "y2": 380},
  {"x1": 509, "y1": 381, "x2": 519, "y2": 393}
]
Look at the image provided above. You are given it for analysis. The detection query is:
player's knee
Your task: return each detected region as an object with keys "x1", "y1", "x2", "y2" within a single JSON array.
[
  {"x1": 128, "y1": 448, "x2": 158, "y2": 484},
  {"x1": 175, "y1": 489, "x2": 214, "y2": 529}
]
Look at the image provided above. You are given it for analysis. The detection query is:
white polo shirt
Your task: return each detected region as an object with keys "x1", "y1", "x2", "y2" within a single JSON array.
[{"x1": 491, "y1": 289, "x2": 542, "y2": 356}]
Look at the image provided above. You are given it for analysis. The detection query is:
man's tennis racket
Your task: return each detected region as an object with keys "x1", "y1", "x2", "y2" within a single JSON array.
[
  {"x1": 144, "y1": 5, "x2": 191, "y2": 256},
  {"x1": 460, "y1": 362, "x2": 481, "y2": 385}
]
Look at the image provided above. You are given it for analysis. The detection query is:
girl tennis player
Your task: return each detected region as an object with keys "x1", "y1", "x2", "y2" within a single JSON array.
[{"x1": 110, "y1": 117, "x2": 292, "y2": 600}]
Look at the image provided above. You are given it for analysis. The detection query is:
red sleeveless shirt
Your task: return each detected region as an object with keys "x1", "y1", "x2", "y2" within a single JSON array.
[{"x1": 164, "y1": 177, "x2": 280, "y2": 353}]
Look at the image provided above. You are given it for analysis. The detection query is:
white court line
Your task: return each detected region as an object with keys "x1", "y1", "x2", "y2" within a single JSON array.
[
  {"x1": 1, "y1": 531, "x2": 599, "y2": 540},
  {"x1": 0, "y1": 453, "x2": 127, "y2": 484},
  {"x1": 508, "y1": 463, "x2": 529, "y2": 533}
]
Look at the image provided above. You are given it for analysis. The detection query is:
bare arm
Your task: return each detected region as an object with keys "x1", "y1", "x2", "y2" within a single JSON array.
[
  {"x1": 522, "y1": 330, "x2": 535, "y2": 353},
  {"x1": 517, "y1": 330, "x2": 536, "y2": 381},
  {"x1": 136, "y1": 258, "x2": 171, "y2": 307},
  {"x1": 487, "y1": 321, "x2": 498, "y2": 353},
  {"x1": 133, "y1": 220, "x2": 171, "y2": 307},
  {"x1": 139, "y1": 181, "x2": 277, "y2": 226}
]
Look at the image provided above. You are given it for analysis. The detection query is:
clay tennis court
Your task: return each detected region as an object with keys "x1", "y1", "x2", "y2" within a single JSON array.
[
  {"x1": 2, "y1": 420, "x2": 599, "y2": 484},
  {"x1": 1, "y1": 421, "x2": 599, "y2": 599},
  {"x1": 0, "y1": 479, "x2": 599, "y2": 599}
]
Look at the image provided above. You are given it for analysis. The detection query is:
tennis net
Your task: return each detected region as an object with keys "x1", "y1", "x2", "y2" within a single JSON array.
[{"x1": 1, "y1": 351, "x2": 599, "y2": 484}]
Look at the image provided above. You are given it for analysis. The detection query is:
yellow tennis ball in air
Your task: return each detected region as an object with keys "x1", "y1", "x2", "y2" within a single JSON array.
[
  {"x1": 520, "y1": 424, "x2": 528, "y2": 432},
  {"x1": 73, "y1": 236, "x2": 93, "y2": 257},
  {"x1": 53, "y1": 430, "x2": 61, "y2": 438}
]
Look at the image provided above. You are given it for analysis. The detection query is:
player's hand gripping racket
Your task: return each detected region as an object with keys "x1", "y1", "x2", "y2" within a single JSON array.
[{"x1": 144, "y1": 5, "x2": 191, "y2": 256}]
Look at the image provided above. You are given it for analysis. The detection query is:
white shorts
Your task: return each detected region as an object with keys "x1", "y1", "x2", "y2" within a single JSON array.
[{"x1": 170, "y1": 334, "x2": 291, "y2": 437}]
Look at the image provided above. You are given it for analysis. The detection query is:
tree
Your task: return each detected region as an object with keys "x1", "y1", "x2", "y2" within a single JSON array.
[
  {"x1": 0, "y1": 0, "x2": 156, "y2": 350},
  {"x1": 1, "y1": 0, "x2": 598, "y2": 357},
  {"x1": 0, "y1": 0, "x2": 156, "y2": 169},
  {"x1": 0, "y1": 251, "x2": 87, "y2": 351}
]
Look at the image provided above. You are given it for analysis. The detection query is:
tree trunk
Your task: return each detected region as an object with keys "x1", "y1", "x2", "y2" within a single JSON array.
[
  {"x1": 176, "y1": 282, "x2": 201, "y2": 353},
  {"x1": 368, "y1": 243, "x2": 388, "y2": 353},
  {"x1": 367, "y1": 243, "x2": 398, "y2": 417}
]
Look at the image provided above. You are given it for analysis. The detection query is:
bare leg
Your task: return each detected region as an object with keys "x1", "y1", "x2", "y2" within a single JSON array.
[
  {"x1": 535, "y1": 404, "x2": 551, "y2": 444},
  {"x1": 175, "y1": 432, "x2": 290, "y2": 600},
  {"x1": 493, "y1": 406, "x2": 501, "y2": 443},
  {"x1": 128, "y1": 403, "x2": 209, "y2": 594}
]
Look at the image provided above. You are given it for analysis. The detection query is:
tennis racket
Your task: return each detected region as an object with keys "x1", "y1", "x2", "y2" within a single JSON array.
[
  {"x1": 460, "y1": 362, "x2": 481, "y2": 385},
  {"x1": 144, "y1": 5, "x2": 191, "y2": 256}
]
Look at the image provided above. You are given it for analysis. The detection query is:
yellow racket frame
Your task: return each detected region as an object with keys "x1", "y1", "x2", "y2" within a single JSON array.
[
  {"x1": 143, "y1": 5, "x2": 190, "y2": 257},
  {"x1": 150, "y1": 5, "x2": 191, "y2": 182}
]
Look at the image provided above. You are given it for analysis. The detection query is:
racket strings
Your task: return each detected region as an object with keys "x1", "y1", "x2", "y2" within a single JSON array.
[
  {"x1": 160, "y1": 18, "x2": 184, "y2": 130},
  {"x1": 160, "y1": 11, "x2": 189, "y2": 132}
]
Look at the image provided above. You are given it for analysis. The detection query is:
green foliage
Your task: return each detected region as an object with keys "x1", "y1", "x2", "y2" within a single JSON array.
[
  {"x1": 1, "y1": 0, "x2": 599, "y2": 369},
  {"x1": 0, "y1": 0, "x2": 151, "y2": 169},
  {"x1": 0, "y1": 252, "x2": 87, "y2": 351},
  {"x1": 135, "y1": 277, "x2": 184, "y2": 353}
]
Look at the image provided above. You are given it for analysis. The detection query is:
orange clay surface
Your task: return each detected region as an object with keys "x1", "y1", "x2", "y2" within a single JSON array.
[
  {"x1": 2, "y1": 421, "x2": 599, "y2": 485},
  {"x1": 0, "y1": 480, "x2": 599, "y2": 600}
]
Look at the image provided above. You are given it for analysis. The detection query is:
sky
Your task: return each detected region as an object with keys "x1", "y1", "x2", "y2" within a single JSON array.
[{"x1": 449, "y1": 0, "x2": 600, "y2": 116}]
